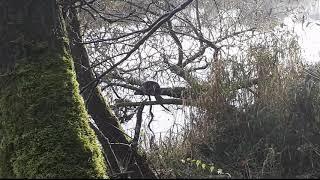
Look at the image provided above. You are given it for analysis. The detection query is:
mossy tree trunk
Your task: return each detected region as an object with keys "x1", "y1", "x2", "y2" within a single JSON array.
[
  {"x1": 65, "y1": 7, "x2": 156, "y2": 179},
  {"x1": 0, "y1": 0, "x2": 107, "y2": 178}
]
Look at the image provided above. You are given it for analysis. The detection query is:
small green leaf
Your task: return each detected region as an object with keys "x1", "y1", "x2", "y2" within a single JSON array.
[
  {"x1": 201, "y1": 163, "x2": 206, "y2": 170},
  {"x1": 210, "y1": 166, "x2": 215, "y2": 173},
  {"x1": 196, "y1": 160, "x2": 201, "y2": 167}
]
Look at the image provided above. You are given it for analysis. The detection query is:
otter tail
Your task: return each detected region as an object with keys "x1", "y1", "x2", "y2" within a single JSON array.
[{"x1": 155, "y1": 95, "x2": 171, "y2": 112}]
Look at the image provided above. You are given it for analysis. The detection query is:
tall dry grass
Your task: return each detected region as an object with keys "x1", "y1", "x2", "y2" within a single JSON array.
[{"x1": 147, "y1": 39, "x2": 320, "y2": 178}]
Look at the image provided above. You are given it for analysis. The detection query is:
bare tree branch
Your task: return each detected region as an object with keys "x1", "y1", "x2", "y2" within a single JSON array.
[
  {"x1": 114, "y1": 98, "x2": 185, "y2": 107},
  {"x1": 80, "y1": 0, "x2": 194, "y2": 94}
]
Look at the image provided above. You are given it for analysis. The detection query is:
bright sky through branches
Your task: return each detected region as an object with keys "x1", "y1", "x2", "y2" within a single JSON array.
[{"x1": 123, "y1": 6, "x2": 320, "y2": 146}]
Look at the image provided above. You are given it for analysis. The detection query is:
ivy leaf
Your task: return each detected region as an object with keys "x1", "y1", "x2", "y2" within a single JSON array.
[
  {"x1": 210, "y1": 166, "x2": 215, "y2": 173},
  {"x1": 201, "y1": 163, "x2": 206, "y2": 170},
  {"x1": 196, "y1": 160, "x2": 201, "y2": 167}
]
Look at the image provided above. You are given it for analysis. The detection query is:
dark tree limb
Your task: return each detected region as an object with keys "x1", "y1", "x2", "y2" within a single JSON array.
[
  {"x1": 114, "y1": 98, "x2": 185, "y2": 108},
  {"x1": 66, "y1": 7, "x2": 156, "y2": 178},
  {"x1": 132, "y1": 102, "x2": 146, "y2": 149},
  {"x1": 167, "y1": 20, "x2": 184, "y2": 66}
]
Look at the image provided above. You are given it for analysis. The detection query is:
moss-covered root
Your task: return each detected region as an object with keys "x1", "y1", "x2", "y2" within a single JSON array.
[{"x1": 0, "y1": 50, "x2": 107, "y2": 178}]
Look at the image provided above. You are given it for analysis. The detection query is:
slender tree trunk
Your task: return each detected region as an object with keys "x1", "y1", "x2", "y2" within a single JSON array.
[
  {"x1": 0, "y1": 0, "x2": 107, "y2": 178},
  {"x1": 65, "y1": 7, "x2": 156, "y2": 179}
]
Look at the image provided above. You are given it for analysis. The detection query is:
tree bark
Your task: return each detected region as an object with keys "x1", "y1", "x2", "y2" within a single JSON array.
[
  {"x1": 65, "y1": 7, "x2": 156, "y2": 179},
  {"x1": 0, "y1": 0, "x2": 107, "y2": 178}
]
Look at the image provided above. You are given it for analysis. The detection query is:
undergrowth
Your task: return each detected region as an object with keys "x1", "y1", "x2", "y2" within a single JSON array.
[{"x1": 146, "y1": 40, "x2": 320, "y2": 179}]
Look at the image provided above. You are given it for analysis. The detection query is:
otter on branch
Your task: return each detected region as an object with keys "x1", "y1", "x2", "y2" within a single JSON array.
[
  {"x1": 134, "y1": 81, "x2": 170, "y2": 111},
  {"x1": 135, "y1": 81, "x2": 161, "y2": 96}
]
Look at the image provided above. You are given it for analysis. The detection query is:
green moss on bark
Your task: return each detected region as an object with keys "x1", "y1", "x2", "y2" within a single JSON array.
[{"x1": 0, "y1": 44, "x2": 107, "y2": 178}]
